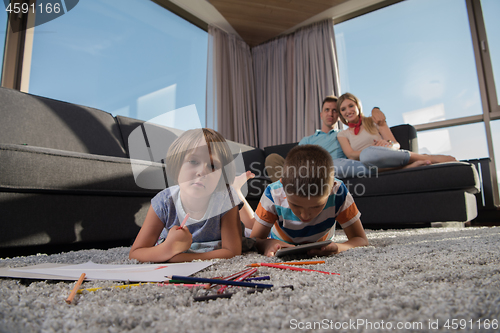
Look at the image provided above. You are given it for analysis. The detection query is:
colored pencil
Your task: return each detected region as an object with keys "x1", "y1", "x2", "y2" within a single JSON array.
[
  {"x1": 178, "y1": 213, "x2": 190, "y2": 229},
  {"x1": 259, "y1": 263, "x2": 339, "y2": 275},
  {"x1": 217, "y1": 268, "x2": 257, "y2": 294},
  {"x1": 244, "y1": 276, "x2": 270, "y2": 281},
  {"x1": 205, "y1": 267, "x2": 255, "y2": 289},
  {"x1": 246, "y1": 260, "x2": 325, "y2": 267},
  {"x1": 66, "y1": 273, "x2": 86, "y2": 304},
  {"x1": 167, "y1": 275, "x2": 273, "y2": 288},
  {"x1": 77, "y1": 282, "x2": 207, "y2": 293},
  {"x1": 194, "y1": 285, "x2": 294, "y2": 302}
]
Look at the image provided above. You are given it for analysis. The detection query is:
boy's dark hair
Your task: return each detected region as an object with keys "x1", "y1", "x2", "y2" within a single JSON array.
[{"x1": 281, "y1": 145, "x2": 334, "y2": 197}]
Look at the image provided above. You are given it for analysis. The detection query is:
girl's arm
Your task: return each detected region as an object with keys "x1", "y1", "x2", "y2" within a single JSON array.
[
  {"x1": 129, "y1": 206, "x2": 192, "y2": 263},
  {"x1": 308, "y1": 219, "x2": 369, "y2": 256},
  {"x1": 338, "y1": 136, "x2": 363, "y2": 160},
  {"x1": 167, "y1": 206, "x2": 242, "y2": 262}
]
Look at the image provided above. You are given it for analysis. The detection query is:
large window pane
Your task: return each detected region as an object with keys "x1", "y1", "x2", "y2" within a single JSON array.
[
  {"x1": 28, "y1": 0, "x2": 207, "y2": 128},
  {"x1": 481, "y1": 0, "x2": 500, "y2": 104},
  {"x1": 417, "y1": 123, "x2": 488, "y2": 161},
  {"x1": 334, "y1": 0, "x2": 481, "y2": 126},
  {"x1": 0, "y1": 9, "x2": 7, "y2": 74}
]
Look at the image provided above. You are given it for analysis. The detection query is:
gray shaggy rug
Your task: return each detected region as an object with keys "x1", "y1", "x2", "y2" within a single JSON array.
[{"x1": 1, "y1": 226, "x2": 499, "y2": 333}]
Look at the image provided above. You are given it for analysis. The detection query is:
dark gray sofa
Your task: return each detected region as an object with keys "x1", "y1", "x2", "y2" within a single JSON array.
[
  {"x1": 0, "y1": 87, "x2": 165, "y2": 252},
  {"x1": 0, "y1": 87, "x2": 251, "y2": 254},
  {"x1": 240, "y1": 126, "x2": 481, "y2": 228},
  {"x1": 0, "y1": 87, "x2": 481, "y2": 255}
]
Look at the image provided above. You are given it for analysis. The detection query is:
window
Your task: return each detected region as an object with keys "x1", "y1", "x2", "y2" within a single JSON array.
[
  {"x1": 334, "y1": 0, "x2": 481, "y2": 127},
  {"x1": 0, "y1": 7, "x2": 8, "y2": 75},
  {"x1": 481, "y1": 0, "x2": 500, "y2": 109},
  {"x1": 416, "y1": 123, "x2": 488, "y2": 160},
  {"x1": 491, "y1": 120, "x2": 500, "y2": 196},
  {"x1": 27, "y1": 0, "x2": 208, "y2": 128}
]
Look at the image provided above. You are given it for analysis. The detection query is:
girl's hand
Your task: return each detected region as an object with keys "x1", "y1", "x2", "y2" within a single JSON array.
[
  {"x1": 163, "y1": 226, "x2": 192, "y2": 256},
  {"x1": 307, "y1": 242, "x2": 339, "y2": 256}
]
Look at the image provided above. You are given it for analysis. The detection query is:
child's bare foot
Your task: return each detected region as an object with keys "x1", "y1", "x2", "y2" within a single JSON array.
[
  {"x1": 233, "y1": 171, "x2": 255, "y2": 190},
  {"x1": 402, "y1": 160, "x2": 431, "y2": 169}
]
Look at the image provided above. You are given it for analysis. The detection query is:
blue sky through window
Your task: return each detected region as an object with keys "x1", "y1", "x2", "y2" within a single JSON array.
[
  {"x1": 335, "y1": 0, "x2": 481, "y2": 127},
  {"x1": 0, "y1": 7, "x2": 6, "y2": 69},
  {"x1": 28, "y1": 0, "x2": 207, "y2": 129}
]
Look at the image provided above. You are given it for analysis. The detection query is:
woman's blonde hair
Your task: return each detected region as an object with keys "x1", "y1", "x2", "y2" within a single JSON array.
[
  {"x1": 165, "y1": 128, "x2": 235, "y2": 191},
  {"x1": 337, "y1": 92, "x2": 378, "y2": 135}
]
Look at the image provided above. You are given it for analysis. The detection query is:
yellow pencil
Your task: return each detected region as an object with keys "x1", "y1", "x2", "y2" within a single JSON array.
[
  {"x1": 77, "y1": 282, "x2": 154, "y2": 294},
  {"x1": 247, "y1": 260, "x2": 325, "y2": 267}
]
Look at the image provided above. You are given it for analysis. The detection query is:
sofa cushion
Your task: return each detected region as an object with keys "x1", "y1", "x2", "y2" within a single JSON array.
[
  {"x1": 240, "y1": 148, "x2": 270, "y2": 200},
  {"x1": 354, "y1": 190, "x2": 478, "y2": 224},
  {"x1": 264, "y1": 142, "x2": 298, "y2": 159},
  {"x1": 343, "y1": 161, "x2": 480, "y2": 198},
  {"x1": 0, "y1": 87, "x2": 127, "y2": 158},
  {"x1": 0, "y1": 144, "x2": 161, "y2": 195}
]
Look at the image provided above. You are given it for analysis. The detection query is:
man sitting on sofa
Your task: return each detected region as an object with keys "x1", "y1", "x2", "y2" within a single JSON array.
[{"x1": 265, "y1": 95, "x2": 374, "y2": 181}]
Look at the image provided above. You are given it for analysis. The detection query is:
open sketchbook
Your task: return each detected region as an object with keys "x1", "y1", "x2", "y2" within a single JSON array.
[{"x1": 0, "y1": 261, "x2": 213, "y2": 282}]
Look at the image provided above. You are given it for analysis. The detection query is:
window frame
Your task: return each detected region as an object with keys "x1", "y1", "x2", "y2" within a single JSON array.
[{"x1": 332, "y1": 0, "x2": 499, "y2": 206}]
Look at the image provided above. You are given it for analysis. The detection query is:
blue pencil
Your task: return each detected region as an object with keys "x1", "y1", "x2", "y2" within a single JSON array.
[
  {"x1": 167, "y1": 275, "x2": 273, "y2": 289},
  {"x1": 245, "y1": 276, "x2": 271, "y2": 281}
]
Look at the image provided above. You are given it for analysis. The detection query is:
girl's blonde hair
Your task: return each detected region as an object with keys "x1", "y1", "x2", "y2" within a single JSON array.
[
  {"x1": 337, "y1": 92, "x2": 378, "y2": 135},
  {"x1": 165, "y1": 128, "x2": 235, "y2": 191}
]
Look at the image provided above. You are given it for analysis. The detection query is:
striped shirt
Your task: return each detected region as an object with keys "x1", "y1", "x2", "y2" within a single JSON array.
[{"x1": 254, "y1": 179, "x2": 361, "y2": 244}]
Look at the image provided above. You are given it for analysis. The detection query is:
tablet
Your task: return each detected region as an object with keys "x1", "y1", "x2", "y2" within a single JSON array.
[{"x1": 275, "y1": 240, "x2": 332, "y2": 257}]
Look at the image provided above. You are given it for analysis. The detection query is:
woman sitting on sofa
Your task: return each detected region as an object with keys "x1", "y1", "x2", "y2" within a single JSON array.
[{"x1": 337, "y1": 92, "x2": 456, "y2": 170}]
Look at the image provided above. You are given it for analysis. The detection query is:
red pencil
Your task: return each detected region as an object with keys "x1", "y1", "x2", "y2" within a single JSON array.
[
  {"x1": 260, "y1": 263, "x2": 339, "y2": 275},
  {"x1": 178, "y1": 213, "x2": 190, "y2": 229},
  {"x1": 205, "y1": 267, "x2": 255, "y2": 289},
  {"x1": 217, "y1": 268, "x2": 258, "y2": 294}
]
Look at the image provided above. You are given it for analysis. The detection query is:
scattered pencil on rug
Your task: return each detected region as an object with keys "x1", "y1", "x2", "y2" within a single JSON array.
[{"x1": 66, "y1": 273, "x2": 86, "y2": 304}]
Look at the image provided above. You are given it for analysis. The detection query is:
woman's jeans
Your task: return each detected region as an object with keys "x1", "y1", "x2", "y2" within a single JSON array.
[{"x1": 359, "y1": 146, "x2": 411, "y2": 169}]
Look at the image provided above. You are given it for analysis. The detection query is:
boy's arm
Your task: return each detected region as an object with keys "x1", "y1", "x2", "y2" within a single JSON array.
[
  {"x1": 251, "y1": 221, "x2": 295, "y2": 257},
  {"x1": 308, "y1": 219, "x2": 368, "y2": 256}
]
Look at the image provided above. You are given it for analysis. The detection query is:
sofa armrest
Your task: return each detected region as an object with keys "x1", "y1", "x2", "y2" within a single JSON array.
[{"x1": 390, "y1": 124, "x2": 418, "y2": 152}]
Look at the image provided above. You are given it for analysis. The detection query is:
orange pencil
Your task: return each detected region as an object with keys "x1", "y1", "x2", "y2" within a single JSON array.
[
  {"x1": 66, "y1": 273, "x2": 86, "y2": 304},
  {"x1": 247, "y1": 260, "x2": 325, "y2": 267},
  {"x1": 260, "y1": 263, "x2": 339, "y2": 275}
]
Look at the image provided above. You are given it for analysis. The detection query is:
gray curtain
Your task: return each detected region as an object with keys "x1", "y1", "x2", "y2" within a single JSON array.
[
  {"x1": 207, "y1": 19, "x2": 340, "y2": 149},
  {"x1": 206, "y1": 26, "x2": 259, "y2": 147},
  {"x1": 252, "y1": 19, "x2": 340, "y2": 148}
]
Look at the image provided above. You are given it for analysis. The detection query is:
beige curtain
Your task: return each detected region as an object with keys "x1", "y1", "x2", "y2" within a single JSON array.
[
  {"x1": 252, "y1": 19, "x2": 340, "y2": 147},
  {"x1": 207, "y1": 19, "x2": 340, "y2": 149},
  {"x1": 206, "y1": 26, "x2": 259, "y2": 147}
]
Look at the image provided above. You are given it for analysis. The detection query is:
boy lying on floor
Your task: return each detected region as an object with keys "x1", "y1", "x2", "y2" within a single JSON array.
[{"x1": 235, "y1": 144, "x2": 369, "y2": 257}]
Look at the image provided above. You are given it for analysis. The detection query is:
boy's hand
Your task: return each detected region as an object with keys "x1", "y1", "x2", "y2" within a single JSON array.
[
  {"x1": 256, "y1": 239, "x2": 294, "y2": 257},
  {"x1": 307, "y1": 242, "x2": 339, "y2": 256},
  {"x1": 163, "y1": 226, "x2": 192, "y2": 255}
]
